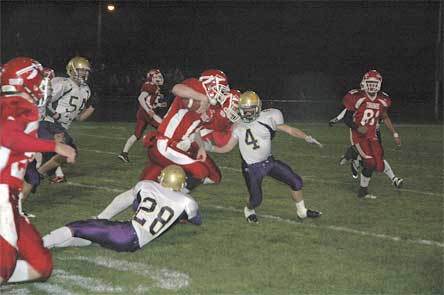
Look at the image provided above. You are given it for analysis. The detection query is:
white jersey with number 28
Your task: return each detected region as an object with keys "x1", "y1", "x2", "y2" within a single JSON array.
[
  {"x1": 233, "y1": 108, "x2": 284, "y2": 165},
  {"x1": 131, "y1": 180, "x2": 199, "y2": 247}
]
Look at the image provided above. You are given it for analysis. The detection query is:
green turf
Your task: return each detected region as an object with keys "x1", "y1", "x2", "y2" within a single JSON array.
[{"x1": 2, "y1": 122, "x2": 443, "y2": 294}]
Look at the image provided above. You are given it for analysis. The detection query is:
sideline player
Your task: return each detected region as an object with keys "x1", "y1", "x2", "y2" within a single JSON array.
[
  {"x1": 37, "y1": 56, "x2": 95, "y2": 183},
  {"x1": 210, "y1": 91, "x2": 322, "y2": 223},
  {"x1": 0, "y1": 57, "x2": 76, "y2": 284},
  {"x1": 42, "y1": 165, "x2": 201, "y2": 252},
  {"x1": 118, "y1": 69, "x2": 167, "y2": 163},
  {"x1": 341, "y1": 70, "x2": 401, "y2": 198}
]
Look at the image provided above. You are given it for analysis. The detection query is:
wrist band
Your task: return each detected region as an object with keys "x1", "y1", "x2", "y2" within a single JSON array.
[{"x1": 393, "y1": 132, "x2": 399, "y2": 138}]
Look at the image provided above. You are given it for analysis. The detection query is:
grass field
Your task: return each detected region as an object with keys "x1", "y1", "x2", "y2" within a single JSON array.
[{"x1": 2, "y1": 122, "x2": 443, "y2": 295}]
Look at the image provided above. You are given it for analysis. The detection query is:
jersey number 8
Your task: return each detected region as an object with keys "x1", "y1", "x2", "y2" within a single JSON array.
[{"x1": 133, "y1": 192, "x2": 175, "y2": 235}]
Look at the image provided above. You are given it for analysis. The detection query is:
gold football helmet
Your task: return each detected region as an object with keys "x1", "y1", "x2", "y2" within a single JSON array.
[
  {"x1": 66, "y1": 56, "x2": 91, "y2": 84},
  {"x1": 159, "y1": 165, "x2": 186, "y2": 192},
  {"x1": 239, "y1": 91, "x2": 262, "y2": 123}
]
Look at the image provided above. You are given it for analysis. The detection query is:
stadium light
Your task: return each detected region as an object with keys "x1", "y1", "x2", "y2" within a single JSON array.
[{"x1": 107, "y1": 3, "x2": 115, "y2": 12}]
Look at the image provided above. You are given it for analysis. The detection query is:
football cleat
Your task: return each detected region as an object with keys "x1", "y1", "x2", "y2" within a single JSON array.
[
  {"x1": 392, "y1": 177, "x2": 404, "y2": 189},
  {"x1": 351, "y1": 161, "x2": 359, "y2": 179},
  {"x1": 22, "y1": 211, "x2": 36, "y2": 218},
  {"x1": 298, "y1": 209, "x2": 322, "y2": 219},
  {"x1": 244, "y1": 206, "x2": 258, "y2": 224},
  {"x1": 357, "y1": 186, "x2": 377, "y2": 199},
  {"x1": 118, "y1": 152, "x2": 130, "y2": 163},
  {"x1": 50, "y1": 176, "x2": 66, "y2": 184}
]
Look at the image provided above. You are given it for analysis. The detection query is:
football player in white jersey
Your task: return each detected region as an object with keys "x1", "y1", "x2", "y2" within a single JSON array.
[
  {"x1": 37, "y1": 56, "x2": 95, "y2": 183},
  {"x1": 42, "y1": 165, "x2": 201, "y2": 252},
  {"x1": 210, "y1": 91, "x2": 322, "y2": 223}
]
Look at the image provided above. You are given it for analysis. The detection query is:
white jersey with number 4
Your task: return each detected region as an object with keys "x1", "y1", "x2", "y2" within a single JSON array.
[
  {"x1": 45, "y1": 77, "x2": 91, "y2": 129},
  {"x1": 131, "y1": 180, "x2": 199, "y2": 247},
  {"x1": 233, "y1": 108, "x2": 284, "y2": 165}
]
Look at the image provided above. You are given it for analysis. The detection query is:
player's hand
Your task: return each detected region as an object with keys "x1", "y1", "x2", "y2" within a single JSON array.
[
  {"x1": 197, "y1": 98, "x2": 209, "y2": 114},
  {"x1": 304, "y1": 135, "x2": 323, "y2": 148},
  {"x1": 52, "y1": 112, "x2": 61, "y2": 121},
  {"x1": 55, "y1": 143, "x2": 76, "y2": 163},
  {"x1": 146, "y1": 109, "x2": 155, "y2": 117},
  {"x1": 328, "y1": 118, "x2": 338, "y2": 127},
  {"x1": 197, "y1": 147, "x2": 207, "y2": 162},
  {"x1": 357, "y1": 126, "x2": 367, "y2": 135},
  {"x1": 393, "y1": 133, "x2": 401, "y2": 147}
]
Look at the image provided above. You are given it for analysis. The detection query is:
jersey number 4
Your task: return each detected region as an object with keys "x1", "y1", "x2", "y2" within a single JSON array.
[
  {"x1": 245, "y1": 129, "x2": 260, "y2": 150},
  {"x1": 133, "y1": 192, "x2": 174, "y2": 235}
]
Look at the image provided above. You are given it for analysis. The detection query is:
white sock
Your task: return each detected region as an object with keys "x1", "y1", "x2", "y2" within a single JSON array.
[
  {"x1": 97, "y1": 189, "x2": 134, "y2": 219},
  {"x1": 244, "y1": 206, "x2": 256, "y2": 217},
  {"x1": 360, "y1": 174, "x2": 371, "y2": 187},
  {"x1": 383, "y1": 160, "x2": 395, "y2": 180},
  {"x1": 55, "y1": 166, "x2": 64, "y2": 177},
  {"x1": 35, "y1": 153, "x2": 43, "y2": 168},
  {"x1": 295, "y1": 200, "x2": 307, "y2": 218},
  {"x1": 43, "y1": 226, "x2": 73, "y2": 248},
  {"x1": 203, "y1": 177, "x2": 215, "y2": 184},
  {"x1": 123, "y1": 135, "x2": 138, "y2": 153},
  {"x1": 7, "y1": 260, "x2": 31, "y2": 283}
]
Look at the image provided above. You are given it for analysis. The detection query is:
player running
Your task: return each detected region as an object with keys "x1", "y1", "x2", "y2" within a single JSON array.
[
  {"x1": 0, "y1": 57, "x2": 76, "y2": 284},
  {"x1": 118, "y1": 69, "x2": 167, "y2": 163},
  {"x1": 42, "y1": 165, "x2": 201, "y2": 252},
  {"x1": 210, "y1": 91, "x2": 322, "y2": 223}
]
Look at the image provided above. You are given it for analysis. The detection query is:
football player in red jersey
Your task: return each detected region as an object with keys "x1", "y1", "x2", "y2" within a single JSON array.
[
  {"x1": 140, "y1": 69, "x2": 230, "y2": 189},
  {"x1": 118, "y1": 69, "x2": 167, "y2": 163},
  {"x1": 341, "y1": 70, "x2": 401, "y2": 199},
  {"x1": 0, "y1": 57, "x2": 76, "y2": 284}
]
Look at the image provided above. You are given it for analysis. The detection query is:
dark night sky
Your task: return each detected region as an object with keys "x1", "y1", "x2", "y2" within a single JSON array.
[{"x1": 0, "y1": 0, "x2": 442, "y2": 107}]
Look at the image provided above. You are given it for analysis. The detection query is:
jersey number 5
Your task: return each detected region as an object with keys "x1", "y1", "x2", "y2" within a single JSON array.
[
  {"x1": 133, "y1": 192, "x2": 175, "y2": 235},
  {"x1": 245, "y1": 129, "x2": 260, "y2": 150}
]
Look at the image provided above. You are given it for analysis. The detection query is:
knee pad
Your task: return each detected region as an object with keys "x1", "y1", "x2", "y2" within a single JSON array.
[{"x1": 290, "y1": 175, "x2": 303, "y2": 191}]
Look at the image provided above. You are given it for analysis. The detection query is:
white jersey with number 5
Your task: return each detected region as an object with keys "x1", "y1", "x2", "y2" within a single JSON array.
[
  {"x1": 233, "y1": 108, "x2": 284, "y2": 165},
  {"x1": 131, "y1": 180, "x2": 199, "y2": 247},
  {"x1": 45, "y1": 77, "x2": 91, "y2": 129}
]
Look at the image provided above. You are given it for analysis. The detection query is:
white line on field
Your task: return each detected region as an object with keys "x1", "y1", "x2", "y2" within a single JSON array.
[
  {"x1": 58, "y1": 256, "x2": 190, "y2": 290},
  {"x1": 0, "y1": 286, "x2": 31, "y2": 295},
  {"x1": 52, "y1": 269, "x2": 122, "y2": 293},
  {"x1": 33, "y1": 282, "x2": 76, "y2": 295},
  {"x1": 62, "y1": 181, "x2": 444, "y2": 249}
]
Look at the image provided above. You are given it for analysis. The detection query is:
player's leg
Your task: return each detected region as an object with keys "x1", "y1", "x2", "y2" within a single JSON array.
[
  {"x1": 0, "y1": 232, "x2": 18, "y2": 284},
  {"x1": 139, "y1": 164, "x2": 163, "y2": 181},
  {"x1": 43, "y1": 226, "x2": 91, "y2": 249},
  {"x1": 355, "y1": 140, "x2": 377, "y2": 199},
  {"x1": 241, "y1": 161, "x2": 266, "y2": 223},
  {"x1": 269, "y1": 159, "x2": 321, "y2": 218},
  {"x1": 66, "y1": 219, "x2": 140, "y2": 252},
  {"x1": 119, "y1": 109, "x2": 147, "y2": 163},
  {"x1": 383, "y1": 159, "x2": 404, "y2": 188},
  {"x1": 11, "y1": 215, "x2": 52, "y2": 283}
]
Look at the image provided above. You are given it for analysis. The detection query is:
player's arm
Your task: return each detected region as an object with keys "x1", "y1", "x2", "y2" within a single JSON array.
[
  {"x1": 329, "y1": 108, "x2": 347, "y2": 127},
  {"x1": 172, "y1": 83, "x2": 209, "y2": 113},
  {"x1": 137, "y1": 91, "x2": 154, "y2": 115},
  {"x1": 212, "y1": 135, "x2": 239, "y2": 153},
  {"x1": 277, "y1": 124, "x2": 323, "y2": 147},
  {"x1": 96, "y1": 189, "x2": 135, "y2": 219},
  {"x1": 3, "y1": 123, "x2": 76, "y2": 162},
  {"x1": 183, "y1": 197, "x2": 202, "y2": 225},
  {"x1": 381, "y1": 111, "x2": 401, "y2": 146},
  {"x1": 77, "y1": 105, "x2": 95, "y2": 121},
  {"x1": 193, "y1": 131, "x2": 207, "y2": 162},
  {"x1": 46, "y1": 78, "x2": 65, "y2": 120}
]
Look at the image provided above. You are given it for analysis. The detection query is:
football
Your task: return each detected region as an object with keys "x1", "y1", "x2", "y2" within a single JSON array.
[{"x1": 182, "y1": 98, "x2": 201, "y2": 112}]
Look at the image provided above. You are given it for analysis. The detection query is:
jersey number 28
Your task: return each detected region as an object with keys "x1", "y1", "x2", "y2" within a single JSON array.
[{"x1": 133, "y1": 192, "x2": 174, "y2": 235}]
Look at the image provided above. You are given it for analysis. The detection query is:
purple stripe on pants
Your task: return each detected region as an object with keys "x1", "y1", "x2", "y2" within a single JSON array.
[
  {"x1": 67, "y1": 219, "x2": 140, "y2": 252},
  {"x1": 241, "y1": 156, "x2": 303, "y2": 209}
]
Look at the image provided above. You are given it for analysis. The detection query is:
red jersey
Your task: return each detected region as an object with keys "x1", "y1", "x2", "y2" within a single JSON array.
[
  {"x1": 343, "y1": 89, "x2": 391, "y2": 139},
  {"x1": 140, "y1": 82, "x2": 163, "y2": 110},
  {"x1": 157, "y1": 78, "x2": 206, "y2": 141},
  {"x1": 0, "y1": 96, "x2": 56, "y2": 194}
]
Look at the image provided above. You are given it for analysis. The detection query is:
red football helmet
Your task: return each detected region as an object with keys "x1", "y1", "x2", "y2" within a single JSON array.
[
  {"x1": 199, "y1": 69, "x2": 230, "y2": 106},
  {"x1": 1, "y1": 57, "x2": 51, "y2": 107},
  {"x1": 146, "y1": 69, "x2": 164, "y2": 86},
  {"x1": 361, "y1": 70, "x2": 382, "y2": 94},
  {"x1": 221, "y1": 89, "x2": 240, "y2": 122}
]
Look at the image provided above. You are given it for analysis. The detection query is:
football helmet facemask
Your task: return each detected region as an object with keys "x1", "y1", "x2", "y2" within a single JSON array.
[
  {"x1": 239, "y1": 91, "x2": 262, "y2": 123},
  {"x1": 361, "y1": 70, "x2": 382, "y2": 95},
  {"x1": 221, "y1": 89, "x2": 240, "y2": 123},
  {"x1": 199, "y1": 69, "x2": 230, "y2": 106},
  {"x1": 159, "y1": 165, "x2": 186, "y2": 192},
  {"x1": 1, "y1": 57, "x2": 52, "y2": 107},
  {"x1": 66, "y1": 56, "x2": 91, "y2": 85},
  {"x1": 146, "y1": 69, "x2": 164, "y2": 86}
]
